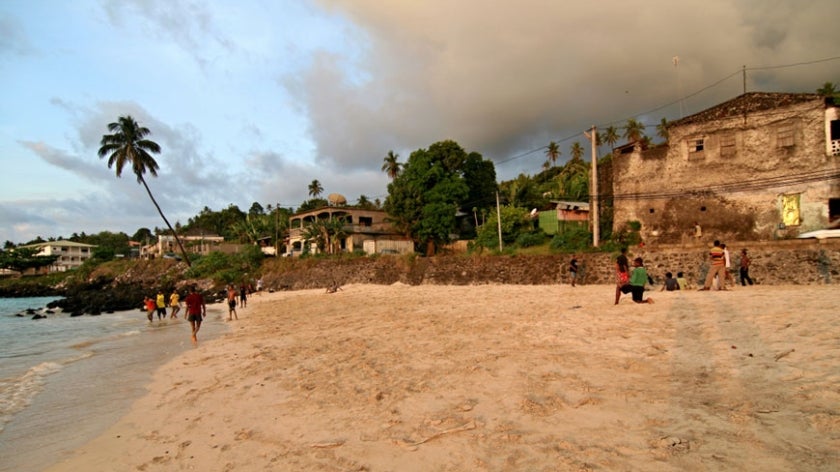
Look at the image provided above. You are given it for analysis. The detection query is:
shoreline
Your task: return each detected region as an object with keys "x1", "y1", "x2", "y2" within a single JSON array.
[
  {"x1": 46, "y1": 284, "x2": 839, "y2": 471},
  {"x1": 0, "y1": 304, "x2": 230, "y2": 472}
]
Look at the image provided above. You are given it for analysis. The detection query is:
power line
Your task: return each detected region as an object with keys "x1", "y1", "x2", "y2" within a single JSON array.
[{"x1": 498, "y1": 54, "x2": 840, "y2": 168}]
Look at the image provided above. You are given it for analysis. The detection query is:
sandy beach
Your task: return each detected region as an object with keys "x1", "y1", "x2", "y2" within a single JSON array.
[{"x1": 45, "y1": 283, "x2": 839, "y2": 471}]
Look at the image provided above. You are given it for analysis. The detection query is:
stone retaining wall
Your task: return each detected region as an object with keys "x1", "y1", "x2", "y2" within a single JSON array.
[{"x1": 260, "y1": 239, "x2": 840, "y2": 290}]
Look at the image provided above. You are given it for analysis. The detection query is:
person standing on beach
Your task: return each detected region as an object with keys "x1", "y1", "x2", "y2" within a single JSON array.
[
  {"x1": 185, "y1": 286, "x2": 206, "y2": 344},
  {"x1": 227, "y1": 284, "x2": 238, "y2": 321},
  {"x1": 169, "y1": 290, "x2": 181, "y2": 319},
  {"x1": 739, "y1": 248, "x2": 754, "y2": 286},
  {"x1": 615, "y1": 248, "x2": 630, "y2": 304},
  {"x1": 694, "y1": 222, "x2": 702, "y2": 239},
  {"x1": 569, "y1": 255, "x2": 579, "y2": 287},
  {"x1": 701, "y1": 240, "x2": 727, "y2": 291},
  {"x1": 239, "y1": 284, "x2": 248, "y2": 308},
  {"x1": 722, "y1": 243, "x2": 735, "y2": 287}
]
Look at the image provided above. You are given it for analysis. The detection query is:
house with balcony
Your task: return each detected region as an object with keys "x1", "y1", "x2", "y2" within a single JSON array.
[
  {"x1": 287, "y1": 206, "x2": 413, "y2": 256},
  {"x1": 611, "y1": 92, "x2": 840, "y2": 243},
  {"x1": 141, "y1": 231, "x2": 226, "y2": 259},
  {"x1": 23, "y1": 240, "x2": 96, "y2": 272}
]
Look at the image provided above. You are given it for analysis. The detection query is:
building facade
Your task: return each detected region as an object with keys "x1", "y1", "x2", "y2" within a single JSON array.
[
  {"x1": 26, "y1": 240, "x2": 96, "y2": 272},
  {"x1": 287, "y1": 207, "x2": 413, "y2": 256},
  {"x1": 611, "y1": 92, "x2": 840, "y2": 244}
]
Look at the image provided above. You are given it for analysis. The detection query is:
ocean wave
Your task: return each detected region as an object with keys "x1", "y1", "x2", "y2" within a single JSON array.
[{"x1": 0, "y1": 354, "x2": 92, "y2": 433}]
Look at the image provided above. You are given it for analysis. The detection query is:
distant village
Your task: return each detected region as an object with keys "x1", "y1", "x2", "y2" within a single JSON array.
[{"x1": 13, "y1": 91, "x2": 840, "y2": 274}]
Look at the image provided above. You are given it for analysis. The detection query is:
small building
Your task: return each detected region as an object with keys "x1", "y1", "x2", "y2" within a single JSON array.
[
  {"x1": 287, "y1": 207, "x2": 413, "y2": 256},
  {"x1": 538, "y1": 201, "x2": 590, "y2": 235},
  {"x1": 141, "y1": 231, "x2": 226, "y2": 259},
  {"x1": 23, "y1": 241, "x2": 96, "y2": 272}
]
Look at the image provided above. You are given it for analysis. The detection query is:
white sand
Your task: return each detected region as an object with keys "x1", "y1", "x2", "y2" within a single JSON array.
[{"x1": 46, "y1": 284, "x2": 839, "y2": 471}]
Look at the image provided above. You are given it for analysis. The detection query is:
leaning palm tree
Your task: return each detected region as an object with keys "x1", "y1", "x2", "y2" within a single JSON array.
[
  {"x1": 98, "y1": 115, "x2": 191, "y2": 266},
  {"x1": 545, "y1": 141, "x2": 561, "y2": 167},
  {"x1": 381, "y1": 150, "x2": 401, "y2": 180},
  {"x1": 308, "y1": 179, "x2": 324, "y2": 198}
]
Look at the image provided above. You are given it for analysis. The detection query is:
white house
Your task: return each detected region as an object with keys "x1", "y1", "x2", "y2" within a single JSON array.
[{"x1": 24, "y1": 241, "x2": 97, "y2": 272}]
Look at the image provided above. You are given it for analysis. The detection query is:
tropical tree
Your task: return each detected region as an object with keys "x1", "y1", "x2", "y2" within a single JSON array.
[
  {"x1": 98, "y1": 115, "x2": 191, "y2": 265},
  {"x1": 383, "y1": 140, "x2": 471, "y2": 254},
  {"x1": 656, "y1": 118, "x2": 669, "y2": 143},
  {"x1": 0, "y1": 246, "x2": 59, "y2": 272},
  {"x1": 545, "y1": 141, "x2": 561, "y2": 167},
  {"x1": 622, "y1": 118, "x2": 646, "y2": 144},
  {"x1": 603, "y1": 126, "x2": 620, "y2": 151},
  {"x1": 555, "y1": 154, "x2": 589, "y2": 201},
  {"x1": 816, "y1": 82, "x2": 837, "y2": 96},
  {"x1": 381, "y1": 150, "x2": 401, "y2": 180},
  {"x1": 308, "y1": 179, "x2": 324, "y2": 198},
  {"x1": 570, "y1": 141, "x2": 584, "y2": 161}
]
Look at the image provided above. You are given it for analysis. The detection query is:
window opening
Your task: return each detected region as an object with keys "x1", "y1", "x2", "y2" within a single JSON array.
[
  {"x1": 720, "y1": 133, "x2": 736, "y2": 157},
  {"x1": 777, "y1": 125, "x2": 795, "y2": 148}
]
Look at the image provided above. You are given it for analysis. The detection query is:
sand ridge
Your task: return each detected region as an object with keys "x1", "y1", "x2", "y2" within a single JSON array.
[{"x1": 46, "y1": 284, "x2": 839, "y2": 471}]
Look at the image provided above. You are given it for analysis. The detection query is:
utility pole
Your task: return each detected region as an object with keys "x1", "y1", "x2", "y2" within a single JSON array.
[
  {"x1": 742, "y1": 65, "x2": 747, "y2": 94},
  {"x1": 584, "y1": 125, "x2": 599, "y2": 247},
  {"x1": 496, "y1": 191, "x2": 503, "y2": 252}
]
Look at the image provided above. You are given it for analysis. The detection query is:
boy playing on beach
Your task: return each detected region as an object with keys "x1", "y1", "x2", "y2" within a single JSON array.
[
  {"x1": 185, "y1": 286, "x2": 206, "y2": 344},
  {"x1": 155, "y1": 291, "x2": 166, "y2": 320},
  {"x1": 143, "y1": 296, "x2": 155, "y2": 322},
  {"x1": 569, "y1": 256, "x2": 579, "y2": 287},
  {"x1": 660, "y1": 272, "x2": 680, "y2": 291},
  {"x1": 676, "y1": 272, "x2": 689, "y2": 290},
  {"x1": 630, "y1": 257, "x2": 654, "y2": 304},
  {"x1": 169, "y1": 290, "x2": 180, "y2": 319}
]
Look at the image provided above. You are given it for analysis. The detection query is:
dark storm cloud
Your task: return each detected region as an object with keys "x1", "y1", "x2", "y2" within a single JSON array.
[{"x1": 301, "y1": 0, "x2": 840, "y2": 177}]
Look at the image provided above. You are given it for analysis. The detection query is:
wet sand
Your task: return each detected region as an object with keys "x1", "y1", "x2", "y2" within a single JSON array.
[{"x1": 46, "y1": 283, "x2": 839, "y2": 471}]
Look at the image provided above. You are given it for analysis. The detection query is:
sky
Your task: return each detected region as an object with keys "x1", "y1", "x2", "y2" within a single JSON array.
[{"x1": 1, "y1": 0, "x2": 839, "y2": 244}]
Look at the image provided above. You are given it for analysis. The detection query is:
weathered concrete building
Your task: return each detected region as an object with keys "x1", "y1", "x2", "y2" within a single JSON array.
[{"x1": 612, "y1": 92, "x2": 840, "y2": 243}]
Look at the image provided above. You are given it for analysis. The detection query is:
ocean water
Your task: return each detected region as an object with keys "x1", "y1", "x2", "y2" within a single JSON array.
[{"x1": 0, "y1": 296, "x2": 229, "y2": 472}]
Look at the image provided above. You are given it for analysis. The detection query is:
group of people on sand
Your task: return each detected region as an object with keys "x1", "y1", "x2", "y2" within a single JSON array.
[
  {"x1": 143, "y1": 286, "x2": 206, "y2": 344},
  {"x1": 612, "y1": 238, "x2": 755, "y2": 304}
]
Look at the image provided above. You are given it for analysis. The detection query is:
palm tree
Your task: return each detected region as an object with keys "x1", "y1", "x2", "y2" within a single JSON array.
[
  {"x1": 570, "y1": 141, "x2": 584, "y2": 161},
  {"x1": 545, "y1": 141, "x2": 561, "y2": 167},
  {"x1": 623, "y1": 118, "x2": 646, "y2": 144},
  {"x1": 656, "y1": 118, "x2": 669, "y2": 143},
  {"x1": 816, "y1": 82, "x2": 837, "y2": 96},
  {"x1": 381, "y1": 150, "x2": 401, "y2": 180},
  {"x1": 603, "y1": 126, "x2": 620, "y2": 151},
  {"x1": 98, "y1": 115, "x2": 191, "y2": 266},
  {"x1": 308, "y1": 179, "x2": 323, "y2": 198}
]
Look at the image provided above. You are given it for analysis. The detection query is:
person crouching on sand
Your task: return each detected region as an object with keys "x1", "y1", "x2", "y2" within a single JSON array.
[
  {"x1": 630, "y1": 257, "x2": 654, "y2": 304},
  {"x1": 184, "y1": 286, "x2": 206, "y2": 344}
]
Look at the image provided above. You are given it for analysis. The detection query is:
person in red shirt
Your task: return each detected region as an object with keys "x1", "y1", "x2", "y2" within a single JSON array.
[
  {"x1": 184, "y1": 286, "x2": 206, "y2": 344},
  {"x1": 143, "y1": 296, "x2": 156, "y2": 322}
]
